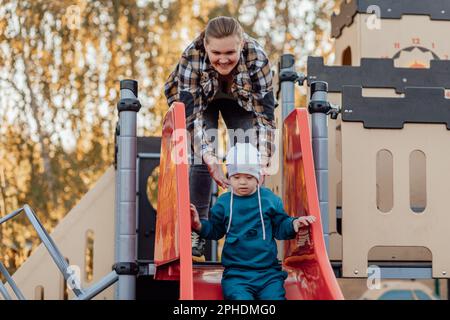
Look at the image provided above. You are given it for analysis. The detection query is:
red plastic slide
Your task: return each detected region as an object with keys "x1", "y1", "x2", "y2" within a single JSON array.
[{"x1": 154, "y1": 103, "x2": 343, "y2": 300}]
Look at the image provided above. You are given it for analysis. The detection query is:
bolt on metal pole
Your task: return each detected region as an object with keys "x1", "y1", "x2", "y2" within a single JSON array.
[{"x1": 115, "y1": 79, "x2": 141, "y2": 300}]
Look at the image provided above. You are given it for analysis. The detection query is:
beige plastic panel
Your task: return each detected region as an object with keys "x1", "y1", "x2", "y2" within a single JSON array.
[
  {"x1": 3, "y1": 167, "x2": 116, "y2": 300},
  {"x1": 328, "y1": 90, "x2": 402, "y2": 260},
  {"x1": 341, "y1": 122, "x2": 450, "y2": 278},
  {"x1": 326, "y1": 88, "x2": 435, "y2": 262},
  {"x1": 335, "y1": 14, "x2": 450, "y2": 69},
  {"x1": 361, "y1": 15, "x2": 450, "y2": 65},
  {"x1": 334, "y1": 13, "x2": 362, "y2": 66}
]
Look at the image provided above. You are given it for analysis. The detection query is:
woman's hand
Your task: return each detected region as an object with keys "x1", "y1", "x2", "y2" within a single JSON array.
[
  {"x1": 190, "y1": 204, "x2": 202, "y2": 232},
  {"x1": 203, "y1": 153, "x2": 230, "y2": 189},
  {"x1": 293, "y1": 215, "x2": 316, "y2": 232}
]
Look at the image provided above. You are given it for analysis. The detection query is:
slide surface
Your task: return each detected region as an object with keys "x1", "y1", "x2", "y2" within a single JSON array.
[
  {"x1": 154, "y1": 103, "x2": 343, "y2": 300},
  {"x1": 282, "y1": 109, "x2": 343, "y2": 300}
]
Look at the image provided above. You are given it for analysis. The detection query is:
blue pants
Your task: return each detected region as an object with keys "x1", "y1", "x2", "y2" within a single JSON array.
[{"x1": 221, "y1": 267, "x2": 288, "y2": 300}]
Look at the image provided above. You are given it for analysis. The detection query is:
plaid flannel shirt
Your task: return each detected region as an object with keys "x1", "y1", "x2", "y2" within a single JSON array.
[{"x1": 164, "y1": 33, "x2": 276, "y2": 166}]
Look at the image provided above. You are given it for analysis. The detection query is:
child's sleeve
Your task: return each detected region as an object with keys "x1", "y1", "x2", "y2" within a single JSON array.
[
  {"x1": 271, "y1": 197, "x2": 297, "y2": 240},
  {"x1": 198, "y1": 201, "x2": 226, "y2": 241}
]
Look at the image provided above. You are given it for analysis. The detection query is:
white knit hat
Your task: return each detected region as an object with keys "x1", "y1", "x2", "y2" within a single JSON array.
[
  {"x1": 225, "y1": 143, "x2": 266, "y2": 240},
  {"x1": 225, "y1": 143, "x2": 261, "y2": 182}
]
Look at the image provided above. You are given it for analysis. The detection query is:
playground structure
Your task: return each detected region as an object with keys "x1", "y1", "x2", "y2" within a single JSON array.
[
  {"x1": 1, "y1": 0, "x2": 450, "y2": 300},
  {"x1": 152, "y1": 102, "x2": 343, "y2": 299},
  {"x1": 311, "y1": 0, "x2": 450, "y2": 281}
]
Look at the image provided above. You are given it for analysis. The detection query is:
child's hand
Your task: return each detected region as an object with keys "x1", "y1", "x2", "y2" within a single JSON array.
[
  {"x1": 293, "y1": 216, "x2": 316, "y2": 232},
  {"x1": 190, "y1": 204, "x2": 202, "y2": 232}
]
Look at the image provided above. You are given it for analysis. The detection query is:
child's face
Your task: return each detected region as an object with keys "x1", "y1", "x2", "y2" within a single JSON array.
[{"x1": 229, "y1": 173, "x2": 258, "y2": 196}]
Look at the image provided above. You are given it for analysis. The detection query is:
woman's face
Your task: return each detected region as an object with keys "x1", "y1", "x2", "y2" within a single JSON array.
[{"x1": 204, "y1": 35, "x2": 243, "y2": 76}]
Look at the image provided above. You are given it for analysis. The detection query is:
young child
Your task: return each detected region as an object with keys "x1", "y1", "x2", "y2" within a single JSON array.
[{"x1": 190, "y1": 143, "x2": 316, "y2": 300}]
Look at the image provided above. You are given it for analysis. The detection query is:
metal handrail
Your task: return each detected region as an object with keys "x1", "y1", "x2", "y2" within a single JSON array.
[{"x1": 0, "y1": 205, "x2": 118, "y2": 300}]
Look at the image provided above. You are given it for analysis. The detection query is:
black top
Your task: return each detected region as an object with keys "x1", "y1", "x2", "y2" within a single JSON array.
[
  {"x1": 341, "y1": 86, "x2": 450, "y2": 130},
  {"x1": 307, "y1": 56, "x2": 450, "y2": 93}
]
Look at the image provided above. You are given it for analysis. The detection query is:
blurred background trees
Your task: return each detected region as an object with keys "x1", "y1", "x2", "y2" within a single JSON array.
[{"x1": 0, "y1": 0, "x2": 338, "y2": 273}]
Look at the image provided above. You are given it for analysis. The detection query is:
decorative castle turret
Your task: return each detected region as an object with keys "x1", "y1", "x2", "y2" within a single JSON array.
[
  {"x1": 315, "y1": 0, "x2": 450, "y2": 277},
  {"x1": 333, "y1": 0, "x2": 450, "y2": 71}
]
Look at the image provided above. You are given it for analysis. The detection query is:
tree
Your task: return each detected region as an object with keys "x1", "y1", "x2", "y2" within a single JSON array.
[{"x1": 0, "y1": 0, "x2": 337, "y2": 274}]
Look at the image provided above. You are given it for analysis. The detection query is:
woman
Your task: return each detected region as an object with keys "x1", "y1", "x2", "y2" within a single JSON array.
[{"x1": 165, "y1": 16, "x2": 276, "y2": 258}]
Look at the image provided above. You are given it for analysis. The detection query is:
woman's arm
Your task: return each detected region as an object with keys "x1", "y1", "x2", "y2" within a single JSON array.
[
  {"x1": 165, "y1": 48, "x2": 229, "y2": 187},
  {"x1": 177, "y1": 53, "x2": 200, "y2": 122}
]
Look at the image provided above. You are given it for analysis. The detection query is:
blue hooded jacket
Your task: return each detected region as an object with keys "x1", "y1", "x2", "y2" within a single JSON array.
[{"x1": 199, "y1": 187, "x2": 297, "y2": 270}]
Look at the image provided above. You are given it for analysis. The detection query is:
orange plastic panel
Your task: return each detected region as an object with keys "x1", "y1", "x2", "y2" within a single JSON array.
[
  {"x1": 154, "y1": 102, "x2": 194, "y2": 299},
  {"x1": 283, "y1": 109, "x2": 344, "y2": 300}
]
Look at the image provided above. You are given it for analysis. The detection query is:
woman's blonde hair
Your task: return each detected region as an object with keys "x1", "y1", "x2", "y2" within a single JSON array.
[{"x1": 204, "y1": 16, "x2": 244, "y2": 43}]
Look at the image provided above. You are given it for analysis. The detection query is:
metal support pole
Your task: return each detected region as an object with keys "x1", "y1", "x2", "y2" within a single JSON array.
[
  {"x1": 0, "y1": 207, "x2": 24, "y2": 225},
  {"x1": 74, "y1": 271, "x2": 119, "y2": 300},
  {"x1": 308, "y1": 81, "x2": 331, "y2": 252},
  {"x1": 278, "y1": 54, "x2": 298, "y2": 207},
  {"x1": 23, "y1": 205, "x2": 84, "y2": 297},
  {"x1": 0, "y1": 280, "x2": 12, "y2": 300},
  {"x1": 114, "y1": 123, "x2": 121, "y2": 296},
  {"x1": 0, "y1": 261, "x2": 25, "y2": 300},
  {"x1": 279, "y1": 54, "x2": 297, "y2": 121},
  {"x1": 311, "y1": 112, "x2": 330, "y2": 251},
  {"x1": 1, "y1": 205, "x2": 120, "y2": 300},
  {"x1": 114, "y1": 79, "x2": 141, "y2": 300}
]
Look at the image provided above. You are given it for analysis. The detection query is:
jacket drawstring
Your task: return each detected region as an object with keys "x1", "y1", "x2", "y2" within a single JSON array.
[
  {"x1": 227, "y1": 188, "x2": 234, "y2": 234},
  {"x1": 257, "y1": 185, "x2": 266, "y2": 240},
  {"x1": 227, "y1": 186, "x2": 266, "y2": 240}
]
